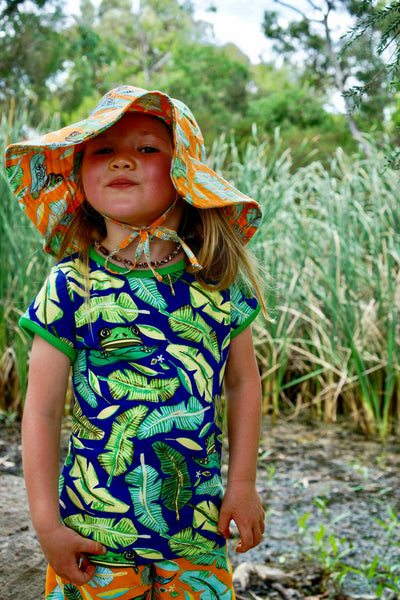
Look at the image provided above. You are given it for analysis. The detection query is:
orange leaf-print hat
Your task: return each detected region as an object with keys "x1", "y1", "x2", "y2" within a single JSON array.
[{"x1": 5, "y1": 85, "x2": 262, "y2": 257}]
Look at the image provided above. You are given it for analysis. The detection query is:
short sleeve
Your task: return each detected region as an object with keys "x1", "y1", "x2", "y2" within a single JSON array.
[
  {"x1": 19, "y1": 265, "x2": 76, "y2": 361},
  {"x1": 230, "y1": 281, "x2": 260, "y2": 338}
]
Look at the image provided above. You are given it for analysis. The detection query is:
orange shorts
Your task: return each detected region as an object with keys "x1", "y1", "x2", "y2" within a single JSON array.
[{"x1": 45, "y1": 547, "x2": 235, "y2": 600}]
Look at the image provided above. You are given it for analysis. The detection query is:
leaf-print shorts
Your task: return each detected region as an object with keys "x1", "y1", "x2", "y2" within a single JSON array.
[{"x1": 45, "y1": 548, "x2": 235, "y2": 600}]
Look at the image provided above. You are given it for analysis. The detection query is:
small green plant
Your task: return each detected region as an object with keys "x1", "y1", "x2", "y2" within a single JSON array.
[
  {"x1": 0, "y1": 408, "x2": 19, "y2": 426},
  {"x1": 292, "y1": 500, "x2": 400, "y2": 599},
  {"x1": 293, "y1": 509, "x2": 351, "y2": 570}
]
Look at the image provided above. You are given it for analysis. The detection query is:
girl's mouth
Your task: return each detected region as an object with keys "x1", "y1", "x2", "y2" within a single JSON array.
[{"x1": 108, "y1": 178, "x2": 137, "y2": 188}]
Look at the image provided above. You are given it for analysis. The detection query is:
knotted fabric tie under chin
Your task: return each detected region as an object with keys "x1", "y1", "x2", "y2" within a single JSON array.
[{"x1": 102, "y1": 200, "x2": 201, "y2": 280}]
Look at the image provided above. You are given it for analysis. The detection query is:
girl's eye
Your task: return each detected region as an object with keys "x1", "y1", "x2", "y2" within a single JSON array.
[
  {"x1": 139, "y1": 146, "x2": 158, "y2": 154},
  {"x1": 93, "y1": 147, "x2": 113, "y2": 155}
]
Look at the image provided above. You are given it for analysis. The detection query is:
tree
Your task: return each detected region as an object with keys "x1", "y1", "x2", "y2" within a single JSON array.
[
  {"x1": 342, "y1": 1, "x2": 400, "y2": 165},
  {"x1": 241, "y1": 61, "x2": 355, "y2": 165},
  {"x1": 163, "y1": 41, "x2": 250, "y2": 145},
  {"x1": 0, "y1": 0, "x2": 67, "y2": 114},
  {"x1": 51, "y1": 0, "x2": 203, "y2": 118},
  {"x1": 55, "y1": 19, "x2": 119, "y2": 115},
  {"x1": 262, "y1": 1, "x2": 389, "y2": 149},
  {"x1": 342, "y1": 1, "x2": 400, "y2": 110},
  {"x1": 97, "y1": 0, "x2": 200, "y2": 86}
]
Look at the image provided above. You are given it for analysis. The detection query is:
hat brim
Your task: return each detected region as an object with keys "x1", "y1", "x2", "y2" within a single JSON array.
[{"x1": 5, "y1": 85, "x2": 261, "y2": 256}]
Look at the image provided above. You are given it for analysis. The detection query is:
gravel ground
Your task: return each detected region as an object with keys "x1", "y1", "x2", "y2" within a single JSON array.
[{"x1": 1, "y1": 416, "x2": 400, "y2": 600}]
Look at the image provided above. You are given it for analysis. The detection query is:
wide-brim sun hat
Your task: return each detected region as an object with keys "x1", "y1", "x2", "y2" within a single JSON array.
[{"x1": 5, "y1": 85, "x2": 262, "y2": 257}]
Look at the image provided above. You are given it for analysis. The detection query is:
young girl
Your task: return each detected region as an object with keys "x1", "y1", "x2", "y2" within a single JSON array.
[{"x1": 6, "y1": 85, "x2": 265, "y2": 600}]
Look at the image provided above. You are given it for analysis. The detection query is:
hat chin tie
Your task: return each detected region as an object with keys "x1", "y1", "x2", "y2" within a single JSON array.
[{"x1": 101, "y1": 198, "x2": 201, "y2": 280}]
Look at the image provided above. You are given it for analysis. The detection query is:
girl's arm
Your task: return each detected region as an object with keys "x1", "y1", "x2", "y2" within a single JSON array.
[
  {"x1": 22, "y1": 335, "x2": 105, "y2": 585},
  {"x1": 218, "y1": 325, "x2": 265, "y2": 552}
]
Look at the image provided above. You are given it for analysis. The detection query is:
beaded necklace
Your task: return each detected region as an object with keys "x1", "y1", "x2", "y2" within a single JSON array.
[
  {"x1": 93, "y1": 240, "x2": 184, "y2": 295},
  {"x1": 93, "y1": 239, "x2": 183, "y2": 270}
]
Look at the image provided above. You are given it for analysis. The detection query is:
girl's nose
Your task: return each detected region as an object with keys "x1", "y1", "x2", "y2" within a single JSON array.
[{"x1": 110, "y1": 154, "x2": 135, "y2": 170}]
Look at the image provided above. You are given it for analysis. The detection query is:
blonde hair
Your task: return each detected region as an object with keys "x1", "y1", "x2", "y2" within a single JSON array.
[
  {"x1": 180, "y1": 204, "x2": 267, "y2": 316},
  {"x1": 58, "y1": 199, "x2": 267, "y2": 318}
]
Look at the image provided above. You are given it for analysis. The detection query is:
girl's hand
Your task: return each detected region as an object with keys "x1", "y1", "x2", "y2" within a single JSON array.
[
  {"x1": 217, "y1": 481, "x2": 265, "y2": 552},
  {"x1": 38, "y1": 525, "x2": 106, "y2": 585}
]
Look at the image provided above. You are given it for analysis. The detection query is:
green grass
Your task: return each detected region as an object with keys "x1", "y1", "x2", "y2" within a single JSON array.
[
  {"x1": 209, "y1": 131, "x2": 400, "y2": 439},
  {"x1": 0, "y1": 105, "x2": 53, "y2": 408}
]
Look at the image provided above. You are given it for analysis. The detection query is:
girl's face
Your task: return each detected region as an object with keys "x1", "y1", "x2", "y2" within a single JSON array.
[{"x1": 81, "y1": 113, "x2": 178, "y2": 228}]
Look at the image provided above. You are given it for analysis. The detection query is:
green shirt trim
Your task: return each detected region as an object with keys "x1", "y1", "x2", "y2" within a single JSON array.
[
  {"x1": 230, "y1": 302, "x2": 260, "y2": 339},
  {"x1": 19, "y1": 316, "x2": 76, "y2": 362}
]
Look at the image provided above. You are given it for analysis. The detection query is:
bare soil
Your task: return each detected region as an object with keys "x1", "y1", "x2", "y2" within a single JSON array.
[{"x1": 1, "y1": 416, "x2": 400, "y2": 600}]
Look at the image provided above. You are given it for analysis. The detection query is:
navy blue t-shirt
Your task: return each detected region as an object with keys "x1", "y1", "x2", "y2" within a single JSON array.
[{"x1": 20, "y1": 249, "x2": 260, "y2": 566}]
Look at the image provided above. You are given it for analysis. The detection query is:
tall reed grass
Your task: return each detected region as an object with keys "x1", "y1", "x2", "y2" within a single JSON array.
[
  {"x1": 0, "y1": 105, "x2": 53, "y2": 411},
  {"x1": 1, "y1": 111, "x2": 399, "y2": 439},
  {"x1": 209, "y1": 130, "x2": 400, "y2": 439}
]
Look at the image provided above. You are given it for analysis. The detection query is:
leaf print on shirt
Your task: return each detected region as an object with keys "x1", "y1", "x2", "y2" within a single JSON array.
[
  {"x1": 128, "y1": 277, "x2": 168, "y2": 310},
  {"x1": 188, "y1": 283, "x2": 230, "y2": 325},
  {"x1": 90, "y1": 269, "x2": 126, "y2": 292},
  {"x1": 214, "y1": 395, "x2": 224, "y2": 433},
  {"x1": 72, "y1": 400, "x2": 105, "y2": 440},
  {"x1": 166, "y1": 344, "x2": 213, "y2": 401},
  {"x1": 168, "y1": 527, "x2": 218, "y2": 558},
  {"x1": 168, "y1": 305, "x2": 220, "y2": 362},
  {"x1": 125, "y1": 453, "x2": 168, "y2": 534},
  {"x1": 196, "y1": 475, "x2": 224, "y2": 498},
  {"x1": 192, "y1": 500, "x2": 219, "y2": 533},
  {"x1": 69, "y1": 455, "x2": 130, "y2": 514},
  {"x1": 154, "y1": 442, "x2": 192, "y2": 520},
  {"x1": 73, "y1": 350, "x2": 98, "y2": 407},
  {"x1": 75, "y1": 293, "x2": 147, "y2": 327},
  {"x1": 98, "y1": 405, "x2": 148, "y2": 486},
  {"x1": 136, "y1": 324, "x2": 167, "y2": 341},
  {"x1": 33, "y1": 272, "x2": 63, "y2": 326},
  {"x1": 105, "y1": 370, "x2": 180, "y2": 403},
  {"x1": 60, "y1": 259, "x2": 126, "y2": 297},
  {"x1": 230, "y1": 283, "x2": 256, "y2": 327},
  {"x1": 189, "y1": 546, "x2": 231, "y2": 570},
  {"x1": 137, "y1": 397, "x2": 209, "y2": 438},
  {"x1": 59, "y1": 257, "x2": 125, "y2": 299},
  {"x1": 193, "y1": 432, "x2": 220, "y2": 470},
  {"x1": 63, "y1": 514, "x2": 145, "y2": 548}
]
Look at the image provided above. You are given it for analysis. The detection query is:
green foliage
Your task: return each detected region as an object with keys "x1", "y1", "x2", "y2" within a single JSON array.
[
  {"x1": 262, "y1": 1, "x2": 390, "y2": 135},
  {"x1": 247, "y1": 85, "x2": 325, "y2": 131},
  {"x1": 163, "y1": 41, "x2": 250, "y2": 145},
  {"x1": 0, "y1": 0, "x2": 67, "y2": 122},
  {"x1": 1, "y1": 105, "x2": 399, "y2": 439},
  {"x1": 342, "y1": 0, "x2": 400, "y2": 166},
  {"x1": 0, "y1": 104, "x2": 53, "y2": 410},
  {"x1": 49, "y1": 0, "x2": 200, "y2": 118},
  {"x1": 1, "y1": 0, "x2": 395, "y2": 157},
  {"x1": 293, "y1": 500, "x2": 400, "y2": 597},
  {"x1": 208, "y1": 130, "x2": 400, "y2": 439}
]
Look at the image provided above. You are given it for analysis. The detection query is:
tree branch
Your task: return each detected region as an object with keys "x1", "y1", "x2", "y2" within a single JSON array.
[
  {"x1": 273, "y1": 0, "x2": 324, "y2": 24},
  {"x1": 304, "y1": 0, "x2": 323, "y2": 13}
]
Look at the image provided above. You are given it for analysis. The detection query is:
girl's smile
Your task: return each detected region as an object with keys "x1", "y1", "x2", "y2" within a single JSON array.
[
  {"x1": 107, "y1": 176, "x2": 139, "y2": 189},
  {"x1": 81, "y1": 113, "x2": 178, "y2": 229}
]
